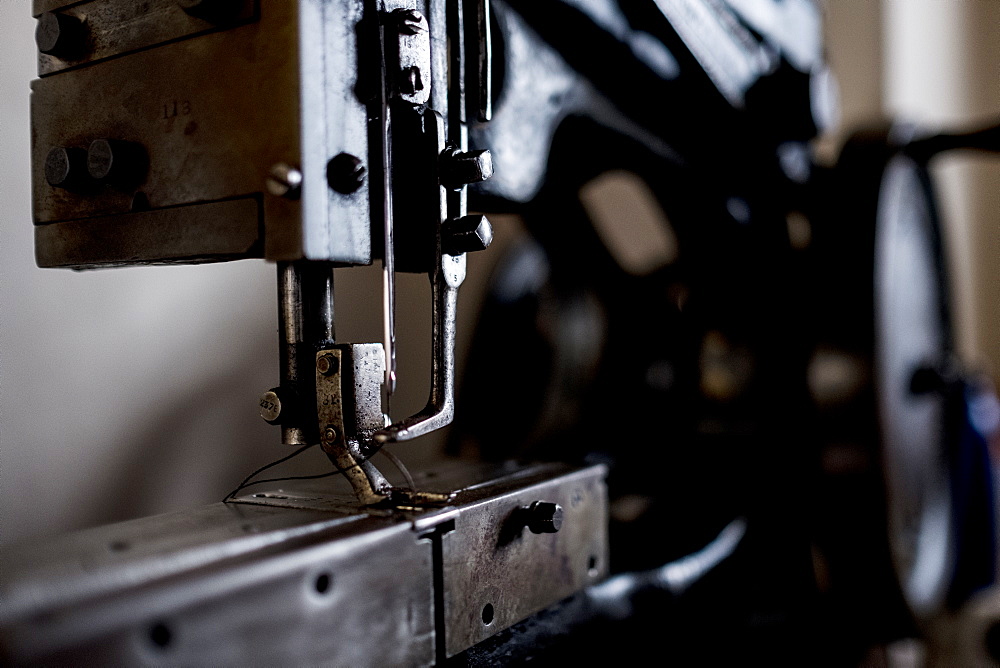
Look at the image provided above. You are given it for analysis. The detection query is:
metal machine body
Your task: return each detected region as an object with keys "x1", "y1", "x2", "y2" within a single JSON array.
[
  {"x1": 9, "y1": 0, "x2": 1000, "y2": 664},
  {"x1": 0, "y1": 463, "x2": 608, "y2": 665}
]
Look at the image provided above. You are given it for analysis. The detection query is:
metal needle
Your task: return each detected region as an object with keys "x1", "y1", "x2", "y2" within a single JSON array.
[{"x1": 380, "y1": 19, "x2": 397, "y2": 397}]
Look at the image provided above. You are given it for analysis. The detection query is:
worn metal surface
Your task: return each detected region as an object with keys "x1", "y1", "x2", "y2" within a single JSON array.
[
  {"x1": 276, "y1": 261, "x2": 338, "y2": 445},
  {"x1": 433, "y1": 464, "x2": 608, "y2": 657},
  {"x1": 34, "y1": 196, "x2": 260, "y2": 267},
  {"x1": 0, "y1": 462, "x2": 608, "y2": 666},
  {"x1": 316, "y1": 345, "x2": 391, "y2": 503},
  {"x1": 0, "y1": 503, "x2": 435, "y2": 666},
  {"x1": 376, "y1": 252, "x2": 466, "y2": 444},
  {"x1": 34, "y1": 0, "x2": 257, "y2": 76},
  {"x1": 32, "y1": 0, "x2": 371, "y2": 265},
  {"x1": 463, "y1": 0, "x2": 492, "y2": 123}
]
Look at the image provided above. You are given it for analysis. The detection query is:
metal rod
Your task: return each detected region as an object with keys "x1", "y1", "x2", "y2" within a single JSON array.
[
  {"x1": 379, "y1": 17, "x2": 398, "y2": 398},
  {"x1": 277, "y1": 261, "x2": 336, "y2": 445}
]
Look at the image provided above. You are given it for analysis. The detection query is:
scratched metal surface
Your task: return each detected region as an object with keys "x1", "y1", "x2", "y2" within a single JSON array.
[
  {"x1": 32, "y1": 0, "x2": 372, "y2": 266},
  {"x1": 0, "y1": 462, "x2": 608, "y2": 665}
]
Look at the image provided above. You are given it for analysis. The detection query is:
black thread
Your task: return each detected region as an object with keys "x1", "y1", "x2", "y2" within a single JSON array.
[
  {"x1": 379, "y1": 447, "x2": 416, "y2": 490},
  {"x1": 223, "y1": 437, "x2": 398, "y2": 502}
]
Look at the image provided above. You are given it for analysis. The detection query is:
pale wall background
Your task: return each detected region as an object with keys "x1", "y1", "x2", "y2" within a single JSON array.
[{"x1": 1, "y1": 1, "x2": 998, "y2": 546}]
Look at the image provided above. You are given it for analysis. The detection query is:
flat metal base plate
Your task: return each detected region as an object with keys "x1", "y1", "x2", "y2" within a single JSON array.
[{"x1": 0, "y1": 461, "x2": 607, "y2": 666}]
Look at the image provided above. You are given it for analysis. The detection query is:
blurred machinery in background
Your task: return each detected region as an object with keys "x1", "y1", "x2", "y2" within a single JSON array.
[{"x1": 3, "y1": 0, "x2": 1000, "y2": 664}]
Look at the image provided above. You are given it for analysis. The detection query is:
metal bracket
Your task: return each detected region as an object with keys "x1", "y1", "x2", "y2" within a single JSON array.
[{"x1": 316, "y1": 347, "x2": 390, "y2": 505}]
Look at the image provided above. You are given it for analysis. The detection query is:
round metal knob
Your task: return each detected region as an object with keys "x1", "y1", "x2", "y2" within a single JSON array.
[
  {"x1": 259, "y1": 387, "x2": 299, "y2": 425},
  {"x1": 526, "y1": 501, "x2": 564, "y2": 534}
]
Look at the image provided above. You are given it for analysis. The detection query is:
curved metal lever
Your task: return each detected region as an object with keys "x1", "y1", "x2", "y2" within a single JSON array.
[{"x1": 374, "y1": 252, "x2": 466, "y2": 445}]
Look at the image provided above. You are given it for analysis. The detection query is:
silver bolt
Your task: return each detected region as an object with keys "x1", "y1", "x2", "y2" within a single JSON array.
[
  {"x1": 266, "y1": 163, "x2": 302, "y2": 199},
  {"x1": 440, "y1": 148, "x2": 493, "y2": 188},
  {"x1": 442, "y1": 215, "x2": 493, "y2": 256}
]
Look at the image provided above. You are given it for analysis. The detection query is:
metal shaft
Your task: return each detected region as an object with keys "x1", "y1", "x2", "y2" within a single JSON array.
[{"x1": 278, "y1": 261, "x2": 336, "y2": 445}]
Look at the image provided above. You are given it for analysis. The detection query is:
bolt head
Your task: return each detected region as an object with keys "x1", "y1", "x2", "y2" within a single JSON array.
[
  {"x1": 442, "y1": 215, "x2": 493, "y2": 256},
  {"x1": 527, "y1": 501, "x2": 564, "y2": 534},
  {"x1": 440, "y1": 149, "x2": 493, "y2": 188},
  {"x1": 327, "y1": 153, "x2": 366, "y2": 195},
  {"x1": 266, "y1": 163, "x2": 302, "y2": 199},
  {"x1": 45, "y1": 146, "x2": 86, "y2": 189},
  {"x1": 323, "y1": 426, "x2": 338, "y2": 442},
  {"x1": 86, "y1": 139, "x2": 115, "y2": 181},
  {"x1": 317, "y1": 353, "x2": 339, "y2": 377},
  {"x1": 36, "y1": 12, "x2": 84, "y2": 58}
]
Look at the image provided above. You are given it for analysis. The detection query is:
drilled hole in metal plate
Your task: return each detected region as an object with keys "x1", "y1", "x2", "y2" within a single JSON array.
[
  {"x1": 587, "y1": 555, "x2": 598, "y2": 575},
  {"x1": 481, "y1": 603, "x2": 495, "y2": 626},
  {"x1": 314, "y1": 572, "x2": 333, "y2": 595},
  {"x1": 148, "y1": 622, "x2": 172, "y2": 649}
]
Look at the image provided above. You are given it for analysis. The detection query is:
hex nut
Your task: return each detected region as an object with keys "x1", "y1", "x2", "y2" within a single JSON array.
[
  {"x1": 442, "y1": 215, "x2": 493, "y2": 256},
  {"x1": 440, "y1": 148, "x2": 493, "y2": 189}
]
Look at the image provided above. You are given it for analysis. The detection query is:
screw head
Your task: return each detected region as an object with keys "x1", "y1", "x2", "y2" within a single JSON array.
[
  {"x1": 393, "y1": 9, "x2": 428, "y2": 35},
  {"x1": 36, "y1": 12, "x2": 85, "y2": 58},
  {"x1": 259, "y1": 389, "x2": 283, "y2": 424},
  {"x1": 526, "y1": 501, "x2": 564, "y2": 534},
  {"x1": 317, "y1": 353, "x2": 339, "y2": 377},
  {"x1": 442, "y1": 215, "x2": 493, "y2": 256},
  {"x1": 440, "y1": 148, "x2": 493, "y2": 189},
  {"x1": 327, "y1": 153, "x2": 366, "y2": 195},
  {"x1": 323, "y1": 426, "x2": 338, "y2": 443},
  {"x1": 266, "y1": 163, "x2": 302, "y2": 199},
  {"x1": 45, "y1": 146, "x2": 87, "y2": 189}
]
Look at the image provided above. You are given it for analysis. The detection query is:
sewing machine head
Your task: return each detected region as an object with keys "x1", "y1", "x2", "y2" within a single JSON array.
[
  {"x1": 15, "y1": 0, "x2": 1000, "y2": 664},
  {"x1": 32, "y1": 0, "x2": 499, "y2": 506}
]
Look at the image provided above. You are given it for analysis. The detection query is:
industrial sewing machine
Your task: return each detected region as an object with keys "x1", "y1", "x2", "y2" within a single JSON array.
[{"x1": 4, "y1": 0, "x2": 1000, "y2": 664}]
